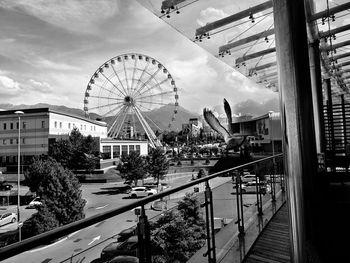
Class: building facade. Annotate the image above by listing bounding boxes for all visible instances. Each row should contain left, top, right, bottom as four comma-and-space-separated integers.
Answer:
0, 108, 148, 172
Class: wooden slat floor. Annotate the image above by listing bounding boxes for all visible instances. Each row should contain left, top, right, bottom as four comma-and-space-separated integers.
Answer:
243, 203, 291, 263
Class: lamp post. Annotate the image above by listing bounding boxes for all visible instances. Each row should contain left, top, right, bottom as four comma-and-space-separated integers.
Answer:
15, 110, 24, 241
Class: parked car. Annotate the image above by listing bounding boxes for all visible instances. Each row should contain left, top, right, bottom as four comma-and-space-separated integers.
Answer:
241, 174, 257, 184
0, 212, 17, 227
240, 181, 270, 194
101, 236, 138, 259
27, 197, 42, 209
128, 187, 157, 198
114, 225, 137, 243
0, 182, 13, 191
108, 256, 139, 263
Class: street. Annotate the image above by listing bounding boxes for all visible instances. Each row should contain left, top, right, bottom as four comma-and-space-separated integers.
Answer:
0, 174, 277, 263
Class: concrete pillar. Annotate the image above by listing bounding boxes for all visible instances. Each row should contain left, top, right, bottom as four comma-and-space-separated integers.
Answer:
309, 40, 325, 153
272, 0, 318, 262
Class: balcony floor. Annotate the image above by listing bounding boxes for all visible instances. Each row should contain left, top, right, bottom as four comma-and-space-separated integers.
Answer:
243, 203, 290, 263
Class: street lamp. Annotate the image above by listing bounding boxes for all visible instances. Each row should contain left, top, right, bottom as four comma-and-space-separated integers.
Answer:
15, 110, 24, 241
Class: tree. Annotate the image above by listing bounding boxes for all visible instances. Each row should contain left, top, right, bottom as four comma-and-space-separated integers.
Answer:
150, 193, 206, 263
48, 127, 100, 172
24, 157, 86, 235
146, 147, 169, 187
118, 151, 146, 186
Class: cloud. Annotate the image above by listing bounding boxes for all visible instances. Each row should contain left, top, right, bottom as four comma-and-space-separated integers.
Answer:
28, 79, 53, 92
28, 58, 81, 71
197, 7, 228, 27
0, 75, 20, 92
0, 0, 119, 34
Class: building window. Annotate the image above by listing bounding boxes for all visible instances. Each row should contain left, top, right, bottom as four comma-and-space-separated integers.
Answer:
59, 122, 62, 129
84, 125, 86, 130
23, 122, 27, 129
10, 123, 13, 129
3, 139, 6, 145
10, 139, 13, 144
136, 145, 141, 154
54, 121, 57, 128
129, 145, 135, 152
22, 138, 25, 144
16, 122, 19, 129
68, 123, 71, 129
113, 145, 120, 158
41, 121, 45, 128
80, 125, 83, 130
94, 126, 96, 131
91, 125, 93, 131
102, 146, 111, 159
16, 138, 18, 144
3, 123, 6, 130
121, 145, 128, 156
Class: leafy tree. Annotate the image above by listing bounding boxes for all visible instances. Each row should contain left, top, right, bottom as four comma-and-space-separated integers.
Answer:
146, 147, 169, 187
151, 193, 206, 263
24, 157, 86, 235
48, 127, 100, 172
118, 151, 146, 186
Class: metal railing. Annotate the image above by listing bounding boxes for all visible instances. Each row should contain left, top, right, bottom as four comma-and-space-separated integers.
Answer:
0, 153, 284, 263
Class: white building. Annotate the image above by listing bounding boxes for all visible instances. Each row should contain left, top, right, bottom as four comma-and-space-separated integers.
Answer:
0, 108, 148, 172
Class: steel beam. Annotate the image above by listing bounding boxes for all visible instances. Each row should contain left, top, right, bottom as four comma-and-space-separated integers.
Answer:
321, 39, 350, 52
248, 61, 277, 75
235, 47, 276, 64
331, 52, 350, 62
219, 29, 275, 53
196, 1, 272, 36
161, 0, 186, 10
310, 2, 350, 21
319, 24, 350, 39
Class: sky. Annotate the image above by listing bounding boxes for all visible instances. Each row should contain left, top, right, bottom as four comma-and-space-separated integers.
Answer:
0, 0, 281, 115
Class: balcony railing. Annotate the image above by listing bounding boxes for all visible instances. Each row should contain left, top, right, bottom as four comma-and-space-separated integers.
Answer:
0, 154, 285, 263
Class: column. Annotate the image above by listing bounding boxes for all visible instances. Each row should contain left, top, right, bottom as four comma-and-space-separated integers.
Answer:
273, 0, 318, 262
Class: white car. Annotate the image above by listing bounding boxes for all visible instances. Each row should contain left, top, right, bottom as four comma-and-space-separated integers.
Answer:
27, 197, 42, 209
241, 174, 257, 184
128, 187, 157, 198
0, 212, 17, 226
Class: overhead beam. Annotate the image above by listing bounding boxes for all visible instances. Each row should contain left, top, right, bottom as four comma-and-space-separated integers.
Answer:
248, 61, 277, 75
321, 39, 350, 52
319, 24, 350, 39
195, 1, 273, 36
219, 29, 275, 53
161, 0, 186, 10
259, 71, 278, 79
334, 60, 350, 68
235, 47, 276, 64
331, 52, 350, 62
310, 2, 350, 21
334, 69, 350, 76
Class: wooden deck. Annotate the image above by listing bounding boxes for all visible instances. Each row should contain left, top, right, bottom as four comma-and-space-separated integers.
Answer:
243, 203, 291, 263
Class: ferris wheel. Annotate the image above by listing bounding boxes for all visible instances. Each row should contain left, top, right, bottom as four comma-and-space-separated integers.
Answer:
83, 53, 179, 148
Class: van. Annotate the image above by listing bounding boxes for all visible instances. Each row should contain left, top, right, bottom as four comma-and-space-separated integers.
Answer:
240, 181, 270, 194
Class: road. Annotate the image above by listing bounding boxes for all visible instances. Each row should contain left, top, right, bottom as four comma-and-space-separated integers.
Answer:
1, 174, 278, 263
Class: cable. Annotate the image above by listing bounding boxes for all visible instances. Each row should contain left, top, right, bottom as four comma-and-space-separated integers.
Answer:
242, 22, 274, 57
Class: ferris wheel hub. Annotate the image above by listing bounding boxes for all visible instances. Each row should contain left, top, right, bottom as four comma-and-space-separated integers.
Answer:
124, 96, 134, 106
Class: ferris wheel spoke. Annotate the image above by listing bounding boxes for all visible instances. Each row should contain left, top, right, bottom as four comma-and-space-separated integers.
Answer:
134, 78, 170, 98
89, 95, 124, 101
137, 104, 153, 111
122, 59, 130, 94
92, 83, 123, 98
131, 112, 138, 138
133, 67, 161, 96
100, 71, 127, 97
88, 101, 124, 112
129, 57, 138, 95
114, 108, 129, 138
136, 90, 174, 100
137, 100, 170, 106
111, 63, 128, 96
131, 61, 150, 97
102, 103, 125, 118
144, 114, 162, 131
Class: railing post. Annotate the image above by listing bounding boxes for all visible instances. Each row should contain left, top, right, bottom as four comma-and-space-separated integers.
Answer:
235, 171, 245, 235
201, 180, 216, 262
255, 175, 263, 215
271, 160, 276, 202
206, 181, 217, 262
137, 206, 151, 263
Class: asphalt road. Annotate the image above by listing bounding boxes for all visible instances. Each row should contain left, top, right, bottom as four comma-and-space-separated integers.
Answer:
1, 174, 278, 263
